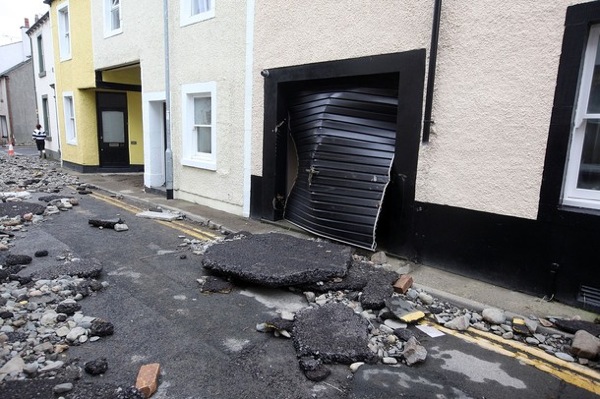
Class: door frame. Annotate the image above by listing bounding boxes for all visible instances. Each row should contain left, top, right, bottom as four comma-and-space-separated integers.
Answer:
252, 50, 426, 254
96, 91, 129, 168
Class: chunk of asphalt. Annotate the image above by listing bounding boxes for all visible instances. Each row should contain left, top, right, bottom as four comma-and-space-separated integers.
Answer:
0, 202, 46, 217
297, 261, 371, 292
360, 268, 398, 310
202, 233, 352, 287
88, 218, 124, 229
199, 275, 235, 294
27, 259, 103, 280
293, 302, 377, 364
552, 319, 600, 336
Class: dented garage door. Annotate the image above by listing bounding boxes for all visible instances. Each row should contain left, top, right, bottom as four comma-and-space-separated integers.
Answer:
284, 88, 399, 250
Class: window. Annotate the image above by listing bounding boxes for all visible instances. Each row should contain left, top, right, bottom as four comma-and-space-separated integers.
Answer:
42, 96, 51, 138
57, 2, 71, 60
181, 82, 216, 170
63, 93, 76, 144
563, 25, 600, 209
36, 35, 45, 76
104, 0, 122, 37
180, 0, 215, 27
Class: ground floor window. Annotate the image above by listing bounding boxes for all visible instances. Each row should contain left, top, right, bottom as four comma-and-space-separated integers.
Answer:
563, 25, 600, 209
63, 92, 77, 144
181, 82, 216, 170
41, 96, 51, 138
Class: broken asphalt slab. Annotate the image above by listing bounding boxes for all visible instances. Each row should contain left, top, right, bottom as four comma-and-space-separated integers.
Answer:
202, 233, 352, 287
293, 302, 377, 364
0, 202, 46, 218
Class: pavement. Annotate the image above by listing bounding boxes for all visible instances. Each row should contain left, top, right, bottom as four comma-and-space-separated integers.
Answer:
4, 144, 598, 324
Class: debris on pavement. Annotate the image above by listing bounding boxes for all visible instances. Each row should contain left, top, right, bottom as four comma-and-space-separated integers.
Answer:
85, 357, 109, 375
136, 210, 182, 221
135, 363, 161, 398
197, 275, 234, 294
89, 217, 125, 229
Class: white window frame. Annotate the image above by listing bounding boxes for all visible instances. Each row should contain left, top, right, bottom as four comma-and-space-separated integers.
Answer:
36, 34, 45, 76
180, 0, 215, 27
57, 2, 71, 61
63, 92, 77, 145
104, 0, 122, 37
181, 82, 217, 170
563, 25, 600, 210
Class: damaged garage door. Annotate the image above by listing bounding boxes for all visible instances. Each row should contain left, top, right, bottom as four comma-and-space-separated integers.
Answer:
284, 88, 399, 250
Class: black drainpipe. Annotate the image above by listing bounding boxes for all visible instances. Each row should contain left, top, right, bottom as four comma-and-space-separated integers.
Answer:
422, 0, 442, 143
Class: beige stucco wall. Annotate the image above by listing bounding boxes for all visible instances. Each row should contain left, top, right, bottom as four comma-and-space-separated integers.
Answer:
91, 0, 164, 92
169, 1, 247, 215
251, 0, 586, 220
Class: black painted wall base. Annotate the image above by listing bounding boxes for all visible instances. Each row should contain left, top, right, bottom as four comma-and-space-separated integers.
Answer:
62, 160, 144, 174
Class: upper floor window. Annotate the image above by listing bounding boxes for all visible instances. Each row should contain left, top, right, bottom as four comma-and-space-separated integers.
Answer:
104, 0, 122, 37
563, 25, 600, 210
57, 2, 71, 61
180, 0, 215, 27
36, 34, 45, 76
181, 81, 217, 170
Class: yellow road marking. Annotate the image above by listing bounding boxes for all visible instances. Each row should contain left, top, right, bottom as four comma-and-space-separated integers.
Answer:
87, 191, 219, 241
422, 321, 600, 395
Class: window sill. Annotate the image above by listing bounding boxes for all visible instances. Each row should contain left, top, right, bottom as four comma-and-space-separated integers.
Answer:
558, 203, 600, 217
180, 13, 215, 27
38, 71, 46, 78
66, 140, 77, 146
104, 29, 123, 39
60, 55, 72, 62
182, 157, 216, 171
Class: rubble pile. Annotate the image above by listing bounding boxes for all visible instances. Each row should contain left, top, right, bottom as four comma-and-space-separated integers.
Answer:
0, 155, 79, 194
202, 234, 600, 381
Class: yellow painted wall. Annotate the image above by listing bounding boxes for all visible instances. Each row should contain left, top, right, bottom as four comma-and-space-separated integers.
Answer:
102, 66, 142, 85
128, 91, 144, 164
51, 0, 98, 166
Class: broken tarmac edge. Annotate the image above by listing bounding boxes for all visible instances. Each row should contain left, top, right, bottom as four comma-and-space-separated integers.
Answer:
81, 183, 590, 339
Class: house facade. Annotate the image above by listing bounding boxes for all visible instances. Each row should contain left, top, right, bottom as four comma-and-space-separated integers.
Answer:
27, 12, 61, 160
248, 0, 600, 309
0, 19, 35, 145
42, 0, 600, 309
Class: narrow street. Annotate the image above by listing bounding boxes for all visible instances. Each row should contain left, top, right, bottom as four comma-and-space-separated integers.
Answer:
0, 150, 599, 398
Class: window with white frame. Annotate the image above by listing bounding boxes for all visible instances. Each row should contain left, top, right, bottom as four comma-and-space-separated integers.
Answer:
57, 2, 71, 60
563, 25, 600, 210
63, 93, 77, 144
180, 0, 215, 27
181, 82, 217, 170
36, 35, 45, 76
104, 0, 122, 36
42, 96, 51, 138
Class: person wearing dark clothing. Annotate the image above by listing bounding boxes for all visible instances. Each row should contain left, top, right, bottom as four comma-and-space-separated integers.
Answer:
32, 124, 47, 158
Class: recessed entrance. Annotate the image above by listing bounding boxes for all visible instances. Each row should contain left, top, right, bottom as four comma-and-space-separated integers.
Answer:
97, 92, 129, 168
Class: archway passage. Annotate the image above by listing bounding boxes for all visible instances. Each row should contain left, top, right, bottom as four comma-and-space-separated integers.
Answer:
284, 87, 399, 250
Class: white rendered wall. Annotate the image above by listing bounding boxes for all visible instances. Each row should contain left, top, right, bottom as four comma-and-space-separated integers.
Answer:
252, 0, 582, 220
91, 0, 164, 93
169, 1, 247, 215
29, 18, 60, 157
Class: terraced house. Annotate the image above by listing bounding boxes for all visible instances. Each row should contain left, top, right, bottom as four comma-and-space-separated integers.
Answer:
43, 1, 600, 310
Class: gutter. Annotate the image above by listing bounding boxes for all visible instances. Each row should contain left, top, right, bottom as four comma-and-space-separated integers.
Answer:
422, 0, 442, 143
163, 0, 174, 200
242, 0, 256, 217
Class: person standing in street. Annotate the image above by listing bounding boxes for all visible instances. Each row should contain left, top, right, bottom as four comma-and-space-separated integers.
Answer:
32, 124, 47, 158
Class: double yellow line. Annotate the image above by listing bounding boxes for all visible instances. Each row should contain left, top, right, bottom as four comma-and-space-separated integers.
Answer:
88, 191, 219, 241
423, 321, 600, 394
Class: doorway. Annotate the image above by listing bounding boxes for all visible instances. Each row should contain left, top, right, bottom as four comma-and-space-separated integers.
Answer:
252, 50, 426, 254
97, 92, 129, 167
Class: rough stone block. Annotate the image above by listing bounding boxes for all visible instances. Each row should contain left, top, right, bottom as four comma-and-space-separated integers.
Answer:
393, 275, 413, 294
570, 330, 600, 360
136, 363, 160, 398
